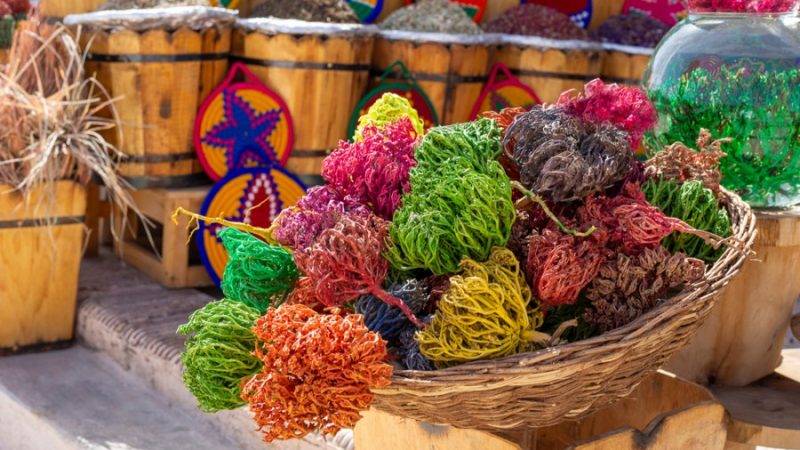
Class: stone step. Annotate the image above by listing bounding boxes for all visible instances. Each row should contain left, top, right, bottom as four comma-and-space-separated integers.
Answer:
0, 346, 240, 450
76, 254, 353, 450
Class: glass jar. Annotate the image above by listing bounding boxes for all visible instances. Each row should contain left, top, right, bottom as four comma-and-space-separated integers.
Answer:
643, 1, 800, 208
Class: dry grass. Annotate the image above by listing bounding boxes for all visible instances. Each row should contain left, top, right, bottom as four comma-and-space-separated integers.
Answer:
0, 20, 143, 236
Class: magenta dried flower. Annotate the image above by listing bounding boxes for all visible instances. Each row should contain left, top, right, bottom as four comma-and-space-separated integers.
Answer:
272, 185, 369, 252
322, 118, 419, 220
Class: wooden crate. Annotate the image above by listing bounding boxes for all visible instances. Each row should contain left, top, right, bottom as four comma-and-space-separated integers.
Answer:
667, 209, 800, 386
0, 182, 87, 352
713, 349, 800, 450
355, 371, 727, 450
113, 186, 212, 289
85, 182, 112, 257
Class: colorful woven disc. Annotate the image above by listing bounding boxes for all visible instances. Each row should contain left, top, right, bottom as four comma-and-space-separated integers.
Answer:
195, 63, 294, 182
347, 0, 385, 23
522, 0, 594, 28
208, 0, 240, 10
471, 63, 541, 119
197, 167, 306, 285
349, 61, 438, 137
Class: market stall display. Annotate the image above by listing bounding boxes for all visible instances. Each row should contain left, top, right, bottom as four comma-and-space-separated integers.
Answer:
248, 0, 359, 23
175, 84, 754, 441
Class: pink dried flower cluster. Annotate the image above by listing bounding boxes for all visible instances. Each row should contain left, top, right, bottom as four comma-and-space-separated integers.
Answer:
272, 185, 369, 252
322, 118, 419, 220
688, 0, 798, 12
557, 79, 657, 149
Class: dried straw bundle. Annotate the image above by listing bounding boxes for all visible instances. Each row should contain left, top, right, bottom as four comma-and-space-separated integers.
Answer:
0, 20, 136, 226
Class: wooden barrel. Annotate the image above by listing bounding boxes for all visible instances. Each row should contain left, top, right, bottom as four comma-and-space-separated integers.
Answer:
667, 209, 800, 387
372, 31, 495, 125
493, 35, 603, 104
39, 0, 104, 19
232, 19, 375, 186
71, 10, 234, 188
0, 182, 86, 353
600, 44, 652, 87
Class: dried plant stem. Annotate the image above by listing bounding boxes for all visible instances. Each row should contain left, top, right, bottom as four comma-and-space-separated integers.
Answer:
512, 181, 595, 237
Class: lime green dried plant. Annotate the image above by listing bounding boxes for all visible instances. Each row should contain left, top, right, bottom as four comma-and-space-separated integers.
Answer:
177, 299, 262, 412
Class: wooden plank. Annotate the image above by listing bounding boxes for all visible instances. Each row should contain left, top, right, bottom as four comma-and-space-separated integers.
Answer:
714, 349, 800, 450
357, 373, 727, 450
528, 372, 726, 450
570, 403, 726, 450
0, 182, 87, 349
85, 182, 102, 257
117, 241, 166, 287
355, 409, 522, 450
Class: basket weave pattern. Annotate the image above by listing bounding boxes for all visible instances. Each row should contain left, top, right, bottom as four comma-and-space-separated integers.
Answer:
372, 189, 756, 430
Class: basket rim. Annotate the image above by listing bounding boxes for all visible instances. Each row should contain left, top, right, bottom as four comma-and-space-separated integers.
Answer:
383, 187, 756, 384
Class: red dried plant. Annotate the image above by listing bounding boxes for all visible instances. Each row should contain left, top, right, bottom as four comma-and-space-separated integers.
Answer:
242, 304, 392, 442
293, 213, 421, 326
581, 182, 720, 255
526, 228, 608, 308
4, 0, 29, 13
286, 277, 326, 312
481, 107, 527, 132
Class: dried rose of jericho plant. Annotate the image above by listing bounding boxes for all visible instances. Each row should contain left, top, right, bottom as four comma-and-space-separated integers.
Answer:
0, 21, 141, 234
584, 246, 706, 332
644, 129, 728, 194
293, 213, 421, 326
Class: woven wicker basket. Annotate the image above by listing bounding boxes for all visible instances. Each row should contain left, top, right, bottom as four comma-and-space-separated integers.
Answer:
372, 189, 756, 431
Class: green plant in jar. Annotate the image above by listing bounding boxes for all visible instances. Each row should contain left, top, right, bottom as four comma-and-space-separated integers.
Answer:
644, 0, 800, 208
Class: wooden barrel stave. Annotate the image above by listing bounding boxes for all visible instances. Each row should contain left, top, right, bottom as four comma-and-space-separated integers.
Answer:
600, 49, 651, 87
40, 0, 105, 18
0, 182, 87, 352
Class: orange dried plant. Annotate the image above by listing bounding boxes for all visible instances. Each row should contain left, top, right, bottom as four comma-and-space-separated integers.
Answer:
241, 304, 392, 442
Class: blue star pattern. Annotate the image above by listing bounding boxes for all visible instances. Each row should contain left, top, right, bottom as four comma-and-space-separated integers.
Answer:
201, 89, 282, 171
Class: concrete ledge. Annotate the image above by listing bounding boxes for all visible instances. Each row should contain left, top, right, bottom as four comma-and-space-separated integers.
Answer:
0, 346, 240, 450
